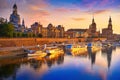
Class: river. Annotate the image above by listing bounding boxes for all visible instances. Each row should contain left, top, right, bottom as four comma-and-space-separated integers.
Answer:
0, 46, 120, 80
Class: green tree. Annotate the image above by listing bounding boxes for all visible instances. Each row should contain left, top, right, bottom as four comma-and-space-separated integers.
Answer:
33, 34, 36, 37
13, 32, 17, 38
22, 33, 27, 37
0, 23, 14, 37
17, 32, 22, 38
37, 33, 42, 38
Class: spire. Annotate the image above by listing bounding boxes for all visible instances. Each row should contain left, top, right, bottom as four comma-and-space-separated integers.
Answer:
13, 3, 17, 14
22, 19, 24, 25
22, 18, 25, 28
108, 16, 112, 30
13, 3, 17, 9
92, 11, 95, 23
92, 17, 95, 23
109, 16, 112, 23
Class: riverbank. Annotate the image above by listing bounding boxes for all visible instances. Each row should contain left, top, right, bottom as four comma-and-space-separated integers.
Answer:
0, 38, 106, 47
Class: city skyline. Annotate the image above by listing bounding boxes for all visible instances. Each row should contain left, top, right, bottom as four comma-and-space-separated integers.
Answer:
0, 0, 120, 34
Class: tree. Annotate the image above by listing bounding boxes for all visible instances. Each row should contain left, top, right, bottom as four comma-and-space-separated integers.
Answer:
0, 23, 14, 37
33, 33, 36, 37
22, 33, 27, 37
13, 32, 17, 38
17, 32, 22, 37
37, 33, 42, 38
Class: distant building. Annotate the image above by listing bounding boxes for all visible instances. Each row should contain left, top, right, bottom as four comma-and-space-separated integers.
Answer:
10, 4, 20, 28
86, 17, 100, 37
47, 23, 64, 38
57, 25, 65, 38
9, 4, 25, 32
102, 16, 113, 39
31, 22, 42, 35
66, 29, 87, 38
31, 23, 65, 38
66, 17, 100, 38
42, 27, 48, 38
64, 31, 75, 38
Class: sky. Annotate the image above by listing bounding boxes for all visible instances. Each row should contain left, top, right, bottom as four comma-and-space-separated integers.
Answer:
0, 0, 120, 33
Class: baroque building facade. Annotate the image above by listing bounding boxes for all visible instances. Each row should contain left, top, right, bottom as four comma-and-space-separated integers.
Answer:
86, 17, 100, 37
31, 22, 65, 38
66, 17, 100, 38
9, 4, 25, 32
102, 17, 113, 39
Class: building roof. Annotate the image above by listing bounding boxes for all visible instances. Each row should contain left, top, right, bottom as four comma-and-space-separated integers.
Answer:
13, 4, 17, 9
67, 29, 87, 32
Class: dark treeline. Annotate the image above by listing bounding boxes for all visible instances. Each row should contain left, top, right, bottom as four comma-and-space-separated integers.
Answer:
0, 22, 42, 38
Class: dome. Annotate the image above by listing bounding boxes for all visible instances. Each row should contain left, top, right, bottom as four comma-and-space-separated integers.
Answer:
13, 4, 17, 9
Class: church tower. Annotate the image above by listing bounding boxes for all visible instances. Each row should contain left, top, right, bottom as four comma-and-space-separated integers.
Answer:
13, 4, 17, 15
22, 19, 24, 25
10, 3, 20, 28
89, 17, 96, 33
108, 16, 112, 30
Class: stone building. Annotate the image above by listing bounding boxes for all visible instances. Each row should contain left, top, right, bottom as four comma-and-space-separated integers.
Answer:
42, 27, 48, 38
86, 17, 100, 37
66, 17, 100, 38
47, 23, 64, 38
10, 4, 20, 28
9, 4, 25, 32
31, 22, 42, 35
102, 17, 113, 39
66, 29, 87, 38
64, 31, 75, 38
31, 23, 65, 38
57, 25, 65, 38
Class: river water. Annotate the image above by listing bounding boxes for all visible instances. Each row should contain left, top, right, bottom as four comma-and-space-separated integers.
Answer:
0, 46, 120, 80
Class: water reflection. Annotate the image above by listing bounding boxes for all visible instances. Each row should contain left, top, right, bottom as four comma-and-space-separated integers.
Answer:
0, 55, 64, 80
0, 46, 120, 80
29, 58, 42, 70
101, 46, 113, 69
87, 47, 96, 66
0, 62, 20, 80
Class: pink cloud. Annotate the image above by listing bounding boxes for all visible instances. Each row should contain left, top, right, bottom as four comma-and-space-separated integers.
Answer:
0, 0, 9, 10
54, 8, 81, 13
94, 9, 111, 14
72, 17, 85, 21
54, 8, 70, 13
100, 0, 109, 6
27, 0, 49, 8
38, 10, 50, 16
85, 1, 97, 8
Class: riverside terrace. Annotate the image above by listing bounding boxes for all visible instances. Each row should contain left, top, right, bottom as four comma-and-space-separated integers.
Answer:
0, 38, 106, 47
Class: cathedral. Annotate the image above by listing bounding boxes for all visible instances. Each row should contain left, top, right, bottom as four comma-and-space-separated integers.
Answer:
9, 4, 25, 32
89, 17, 96, 33
84, 17, 100, 38
102, 16, 113, 39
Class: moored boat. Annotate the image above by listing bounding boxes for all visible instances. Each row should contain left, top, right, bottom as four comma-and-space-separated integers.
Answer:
24, 49, 47, 57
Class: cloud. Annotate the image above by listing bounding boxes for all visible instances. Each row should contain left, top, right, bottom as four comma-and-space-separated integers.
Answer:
72, 17, 85, 21
85, 9, 111, 15
0, 0, 9, 9
54, 7, 81, 13
38, 10, 50, 16
94, 9, 111, 14
29, 5, 40, 11
54, 8, 70, 12
85, 1, 97, 8
26, 0, 49, 8
100, 0, 109, 5
100, 0, 114, 6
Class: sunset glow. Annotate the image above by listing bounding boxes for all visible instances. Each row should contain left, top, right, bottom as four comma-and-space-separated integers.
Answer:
1, 0, 120, 33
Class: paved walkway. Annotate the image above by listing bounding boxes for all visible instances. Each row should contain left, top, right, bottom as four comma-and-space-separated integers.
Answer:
0, 46, 36, 51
